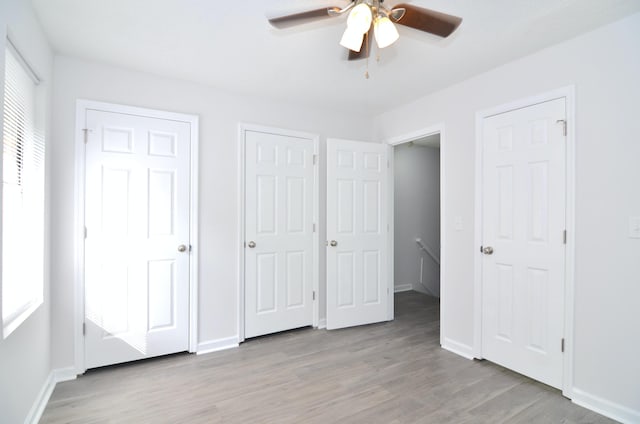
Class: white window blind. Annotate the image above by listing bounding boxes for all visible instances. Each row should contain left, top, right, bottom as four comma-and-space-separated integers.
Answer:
2, 41, 44, 338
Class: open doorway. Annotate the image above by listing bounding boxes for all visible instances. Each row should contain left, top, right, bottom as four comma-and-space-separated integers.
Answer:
388, 127, 443, 327
393, 135, 440, 297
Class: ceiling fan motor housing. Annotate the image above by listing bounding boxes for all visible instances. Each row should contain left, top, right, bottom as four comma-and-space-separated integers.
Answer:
268, 0, 462, 60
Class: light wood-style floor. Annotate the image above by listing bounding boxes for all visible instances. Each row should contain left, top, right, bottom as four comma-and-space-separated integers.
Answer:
41, 291, 615, 423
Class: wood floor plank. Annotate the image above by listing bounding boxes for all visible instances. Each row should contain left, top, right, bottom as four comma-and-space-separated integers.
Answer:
40, 292, 618, 423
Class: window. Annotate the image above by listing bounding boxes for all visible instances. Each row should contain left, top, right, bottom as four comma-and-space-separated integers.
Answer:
1, 40, 44, 338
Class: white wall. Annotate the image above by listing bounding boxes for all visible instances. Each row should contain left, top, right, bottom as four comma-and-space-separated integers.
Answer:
50, 55, 373, 368
393, 144, 440, 296
35, 8, 640, 423
375, 12, 640, 421
0, 0, 54, 423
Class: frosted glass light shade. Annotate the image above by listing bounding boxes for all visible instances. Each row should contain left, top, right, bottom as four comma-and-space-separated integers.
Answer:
340, 27, 364, 52
374, 16, 399, 48
347, 3, 373, 34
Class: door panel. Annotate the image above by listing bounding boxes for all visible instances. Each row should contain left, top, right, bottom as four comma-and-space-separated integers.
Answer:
327, 139, 389, 330
84, 109, 191, 369
245, 130, 315, 338
481, 98, 566, 388
147, 259, 176, 331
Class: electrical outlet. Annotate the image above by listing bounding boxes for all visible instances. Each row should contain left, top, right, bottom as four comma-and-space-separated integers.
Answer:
454, 216, 463, 231
629, 216, 640, 239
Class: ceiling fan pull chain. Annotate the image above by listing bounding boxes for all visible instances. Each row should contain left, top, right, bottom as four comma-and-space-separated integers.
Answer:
373, 0, 379, 68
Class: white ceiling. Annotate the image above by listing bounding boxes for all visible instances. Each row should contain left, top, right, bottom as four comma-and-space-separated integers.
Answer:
32, 0, 640, 115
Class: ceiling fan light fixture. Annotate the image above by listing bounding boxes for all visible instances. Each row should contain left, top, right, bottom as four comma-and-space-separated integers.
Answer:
374, 16, 399, 48
347, 2, 373, 34
340, 26, 364, 52
267, 1, 462, 64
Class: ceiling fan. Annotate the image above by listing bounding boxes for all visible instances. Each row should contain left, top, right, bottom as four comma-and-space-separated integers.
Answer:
268, 0, 462, 60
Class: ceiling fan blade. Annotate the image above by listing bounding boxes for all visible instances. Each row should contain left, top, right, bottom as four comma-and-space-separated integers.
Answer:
268, 7, 342, 29
390, 4, 462, 38
348, 29, 373, 61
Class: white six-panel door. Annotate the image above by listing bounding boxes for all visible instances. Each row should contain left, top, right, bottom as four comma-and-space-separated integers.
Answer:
84, 109, 191, 369
326, 139, 388, 330
244, 130, 315, 338
481, 98, 566, 388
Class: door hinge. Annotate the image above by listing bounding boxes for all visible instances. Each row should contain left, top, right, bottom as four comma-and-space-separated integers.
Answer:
82, 128, 92, 144
561, 338, 565, 353
312, 291, 316, 301
480, 245, 483, 253
82, 322, 86, 336
556, 120, 567, 136
313, 154, 317, 165
387, 159, 390, 168
313, 223, 316, 232
563, 230, 567, 244
84, 226, 87, 239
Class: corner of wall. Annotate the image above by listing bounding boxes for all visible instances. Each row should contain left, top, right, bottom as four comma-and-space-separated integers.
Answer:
196, 336, 239, 356
394, 283, 413, 293
571, 388, 640, 424
441, 337, 475, 360
23, 367, 77, 424
23, 371, 55, 424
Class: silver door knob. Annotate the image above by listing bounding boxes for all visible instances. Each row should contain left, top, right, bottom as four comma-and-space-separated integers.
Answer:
330, 240, 338, 247
248, 241, 256, 248
177, 244, 187, 252
483, 246, 494, 255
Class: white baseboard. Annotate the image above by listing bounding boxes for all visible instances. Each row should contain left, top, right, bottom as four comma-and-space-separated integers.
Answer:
53, 366, 78, 383
24, 371, 55, 424
441, 337, 475, 360
394, 283, 413, 293
317, 318, 327, 329
571, 388, 640, 424
413, 284, 440, 298
196, 336, 239, 355
24, 366, 79, 424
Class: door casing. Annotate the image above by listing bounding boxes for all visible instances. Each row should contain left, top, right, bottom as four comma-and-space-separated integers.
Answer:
238, 123, 319, 343
474, 86, 576, 397
74, 99, 199, 374
385, 124, 446, 334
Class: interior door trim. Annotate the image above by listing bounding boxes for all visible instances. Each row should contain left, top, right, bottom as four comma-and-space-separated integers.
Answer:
385, 123, 446, 337
237, 123, 320, 343
73, 99, 200, 374
473, 86, 576, 398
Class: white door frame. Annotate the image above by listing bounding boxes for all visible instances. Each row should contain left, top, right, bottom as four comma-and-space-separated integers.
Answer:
237, 123, 320, 343
73, 99, 199, 374
385, 123, 446, 328
474, 86, 576, 397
